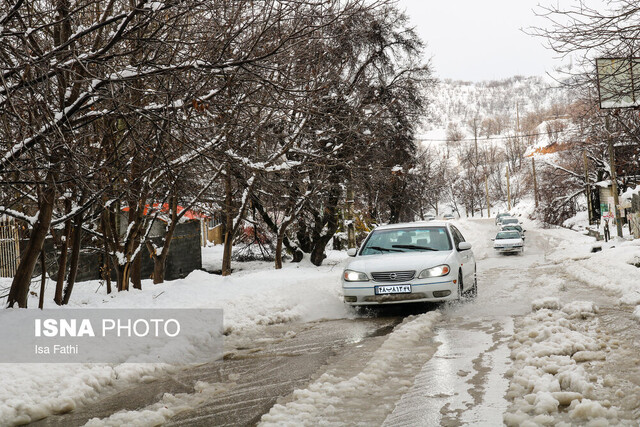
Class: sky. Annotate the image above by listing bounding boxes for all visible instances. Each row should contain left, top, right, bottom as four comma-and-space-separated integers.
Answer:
397, 0, 569, 82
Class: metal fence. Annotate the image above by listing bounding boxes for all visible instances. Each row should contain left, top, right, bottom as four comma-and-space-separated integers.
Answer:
0, 217, 20, 277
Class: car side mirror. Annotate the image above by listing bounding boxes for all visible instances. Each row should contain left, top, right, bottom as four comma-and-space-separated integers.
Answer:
347, 248, 357, 257
458, 242, 472, 250
491, 238, 495, 241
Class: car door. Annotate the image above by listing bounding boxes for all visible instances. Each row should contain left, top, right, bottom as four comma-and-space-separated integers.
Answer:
450, 226, 474, 288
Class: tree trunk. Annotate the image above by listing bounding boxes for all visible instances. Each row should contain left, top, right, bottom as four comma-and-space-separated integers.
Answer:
103, 251, 112, 295
7, 186, 56, 308
54, 230, 68, 305
221, 167, 234, 276
275, 235, 284, 269
116, 261, 132, 292
38, 248, 46, 309
62, 213, 83, 305
131, 252, 142, 289
149, 195, 179, 284
310, 236, 331, 266
54, 202, 72, 305
221, 231, 233, 276
100, 215, 112, 294
153, 256, 166, 284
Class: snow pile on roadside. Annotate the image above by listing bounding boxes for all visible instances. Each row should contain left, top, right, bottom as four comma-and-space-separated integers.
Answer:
0, 251, 352, 426
504, 298, 622, 426
0, 363, 168, 426
259, 311, 442, 426
562, 211, 589, 231
553, 239, 640, 307
83, 381, 229, 426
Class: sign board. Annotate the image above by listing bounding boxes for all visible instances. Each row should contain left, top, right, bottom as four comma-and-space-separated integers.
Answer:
596, 57, 640, 109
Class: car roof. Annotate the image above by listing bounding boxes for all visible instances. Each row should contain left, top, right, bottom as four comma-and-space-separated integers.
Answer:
374, 221, 451, 231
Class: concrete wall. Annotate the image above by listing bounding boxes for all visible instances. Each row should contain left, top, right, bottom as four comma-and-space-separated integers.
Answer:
143, 219, 202, 280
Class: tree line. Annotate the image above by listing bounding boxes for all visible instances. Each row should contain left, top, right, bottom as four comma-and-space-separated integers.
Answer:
0, 0, 434, 308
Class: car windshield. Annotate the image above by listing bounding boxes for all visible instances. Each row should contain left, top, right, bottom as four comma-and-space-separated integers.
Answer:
503, 225, 522, 232
496, 231, 521, 240
360, 227, 452, 255
502, 218, 518, 225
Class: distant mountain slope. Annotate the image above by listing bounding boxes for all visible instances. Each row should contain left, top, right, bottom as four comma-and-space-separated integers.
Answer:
421, 75, 573, 146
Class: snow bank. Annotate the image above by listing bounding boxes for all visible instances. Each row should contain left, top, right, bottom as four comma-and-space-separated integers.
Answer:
0, 250, 352, 425
83, 381, 229, 426
504, 299, 621, 426
550, 238, 640, 307
259, 311, 442, 426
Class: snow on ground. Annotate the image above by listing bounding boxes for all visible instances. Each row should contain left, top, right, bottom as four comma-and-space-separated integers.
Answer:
259, 311, 442, 426
504, 298, 631, 426
495, 198, 640, 309
0, 249, 352, 426
83, 381, 230, 427
541, 231, 640, 307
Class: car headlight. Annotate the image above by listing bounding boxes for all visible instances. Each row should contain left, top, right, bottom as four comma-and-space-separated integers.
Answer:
343, 270, 369, 282
418, 264, 450, 278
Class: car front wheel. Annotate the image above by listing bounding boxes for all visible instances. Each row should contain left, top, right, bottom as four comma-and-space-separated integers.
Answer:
457, 271, 463, 301
467, 268, 478, 298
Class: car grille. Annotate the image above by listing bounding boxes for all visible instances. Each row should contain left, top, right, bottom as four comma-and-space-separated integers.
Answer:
371, 271, 415, 282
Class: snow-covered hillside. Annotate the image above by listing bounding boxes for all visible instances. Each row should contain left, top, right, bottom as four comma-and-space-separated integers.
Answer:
421, 75, 573, 146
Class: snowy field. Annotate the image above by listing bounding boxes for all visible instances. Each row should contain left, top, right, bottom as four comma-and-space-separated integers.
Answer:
1, 213, 640, 426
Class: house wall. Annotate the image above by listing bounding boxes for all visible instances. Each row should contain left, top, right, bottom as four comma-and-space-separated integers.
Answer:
630, 194, 640, 239
207, 224, 224, 245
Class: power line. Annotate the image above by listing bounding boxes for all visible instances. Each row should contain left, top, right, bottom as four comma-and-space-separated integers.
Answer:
415, 130, 567, 143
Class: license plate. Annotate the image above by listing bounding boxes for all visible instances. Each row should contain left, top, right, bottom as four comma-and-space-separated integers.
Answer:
375, 284, 411, 295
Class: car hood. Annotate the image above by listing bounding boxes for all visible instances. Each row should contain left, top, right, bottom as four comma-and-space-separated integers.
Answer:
346, 251, 453, 273
494, 238, 522, 245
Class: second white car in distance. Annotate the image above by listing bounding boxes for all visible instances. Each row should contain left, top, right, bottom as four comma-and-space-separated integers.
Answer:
342, 221, 476, 306
492, 230, 524, 254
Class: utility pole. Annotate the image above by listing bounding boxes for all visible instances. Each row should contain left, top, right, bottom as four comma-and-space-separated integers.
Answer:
607, 128, 623, 237
506, 166, 511, 211
531, 157, 539, 208
583, 150, 593, 225
485, 175, 491, 217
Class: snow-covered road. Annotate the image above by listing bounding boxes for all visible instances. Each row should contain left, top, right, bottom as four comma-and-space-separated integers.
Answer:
15, 219, 640, 426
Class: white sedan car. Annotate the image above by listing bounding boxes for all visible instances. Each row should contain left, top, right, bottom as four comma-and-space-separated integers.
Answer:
493, 230, 524, 254
342, 221, 476, 306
